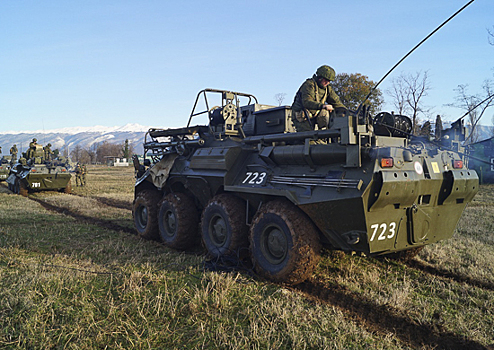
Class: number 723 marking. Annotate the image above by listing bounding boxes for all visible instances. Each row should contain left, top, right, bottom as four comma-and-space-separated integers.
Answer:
369, 222, 396, 242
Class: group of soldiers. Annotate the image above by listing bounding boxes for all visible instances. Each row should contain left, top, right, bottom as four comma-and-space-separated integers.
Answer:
25, 138, 54, 160
1, 139, 54, 163
2, 139, 88, 186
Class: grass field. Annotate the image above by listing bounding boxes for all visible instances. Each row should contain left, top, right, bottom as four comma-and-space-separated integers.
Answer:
0, 165, 493, 349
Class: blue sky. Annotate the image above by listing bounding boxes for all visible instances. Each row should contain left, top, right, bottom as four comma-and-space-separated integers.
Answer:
1, 0, 492, 133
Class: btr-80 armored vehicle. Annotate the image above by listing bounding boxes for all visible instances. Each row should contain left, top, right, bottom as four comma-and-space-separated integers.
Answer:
132, 88, 478, 285
7, 143, 72, 196
0, 155, 12, 182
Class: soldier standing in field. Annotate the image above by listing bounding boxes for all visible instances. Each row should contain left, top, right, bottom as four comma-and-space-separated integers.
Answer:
75, 162, 83, 186
291, 65, 346, 132
81, 164, 87, 186
10, 144, 18, 162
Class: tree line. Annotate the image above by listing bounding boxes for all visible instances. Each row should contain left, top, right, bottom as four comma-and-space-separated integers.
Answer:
67, 139, 134, 164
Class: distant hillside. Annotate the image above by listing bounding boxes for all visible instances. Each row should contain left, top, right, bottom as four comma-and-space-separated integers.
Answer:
0, 124, 154, 156
1, 122, 492, 158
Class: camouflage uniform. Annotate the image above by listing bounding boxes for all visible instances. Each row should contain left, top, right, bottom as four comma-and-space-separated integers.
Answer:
292, 66, 346, 132
81, 164, 87, 186
10, 144, 18, 161
75, 163, 83, 186
27, 138, 37, 159
43, 143, 53, 160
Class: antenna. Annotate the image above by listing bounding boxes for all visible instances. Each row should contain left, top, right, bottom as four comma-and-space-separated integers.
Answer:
356, 0, 476, 115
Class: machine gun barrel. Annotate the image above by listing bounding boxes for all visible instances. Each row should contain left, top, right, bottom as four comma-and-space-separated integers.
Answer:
243, 129, 341, 144
144, 138, 205, 150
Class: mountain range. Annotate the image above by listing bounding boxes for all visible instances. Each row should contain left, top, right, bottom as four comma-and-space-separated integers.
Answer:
0, 123, 153, 156
1, 122, 493, 159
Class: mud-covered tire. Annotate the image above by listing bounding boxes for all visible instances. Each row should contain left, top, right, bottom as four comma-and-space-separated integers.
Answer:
250, 199, 321, 285
201, 194, 249, 258
19, 180, 28, 197
64, 180, 72, 194
132, 189, 161, 240
158, 193, 200, 250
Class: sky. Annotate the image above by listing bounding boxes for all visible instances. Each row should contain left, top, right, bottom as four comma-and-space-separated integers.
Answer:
1, 0, 493, 133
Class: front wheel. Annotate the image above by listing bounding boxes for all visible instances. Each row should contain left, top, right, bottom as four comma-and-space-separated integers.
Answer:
250, 199, 321, 285
158, 193, 200, 250
132, 189, 161, 240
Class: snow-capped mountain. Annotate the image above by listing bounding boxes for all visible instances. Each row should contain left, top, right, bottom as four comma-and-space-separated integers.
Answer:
0, 123, 155, 156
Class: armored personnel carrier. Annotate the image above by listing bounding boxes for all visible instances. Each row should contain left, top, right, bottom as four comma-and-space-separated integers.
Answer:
0, 155, 12, 182
7, 143, 72, 196
132, 88, 478, 285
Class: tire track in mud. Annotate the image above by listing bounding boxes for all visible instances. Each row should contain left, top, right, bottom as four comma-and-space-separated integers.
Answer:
294, 278, 488, 350
29, 196, 136, 235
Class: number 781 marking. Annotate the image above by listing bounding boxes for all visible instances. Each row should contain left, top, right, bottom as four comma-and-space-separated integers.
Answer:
370, 222, 396, 242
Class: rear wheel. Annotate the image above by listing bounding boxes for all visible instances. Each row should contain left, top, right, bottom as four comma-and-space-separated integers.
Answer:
133, 189, 161, 240
158, 193, 200, 250
201, 194, 249, 258
250, 199, 321, 285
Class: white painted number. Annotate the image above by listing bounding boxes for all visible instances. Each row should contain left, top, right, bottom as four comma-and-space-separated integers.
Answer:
242, 172, 267, 185
370, 222, 396, 242
32, 182, 41, 188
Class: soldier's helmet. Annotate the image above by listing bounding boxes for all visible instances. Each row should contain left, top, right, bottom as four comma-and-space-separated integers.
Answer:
316, 65, 336, 82
33, 138, 37, 142
47, 143, 51, 147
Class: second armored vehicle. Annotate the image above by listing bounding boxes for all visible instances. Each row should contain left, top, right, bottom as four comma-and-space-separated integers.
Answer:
7, 143, 72, 196
132, 89, 478, 285
0, 155, 11, 182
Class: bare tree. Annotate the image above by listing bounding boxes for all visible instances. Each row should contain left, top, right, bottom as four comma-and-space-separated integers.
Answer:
96, 141, 123, 164
449, 81, 494, 144
387, 71, 431, 134
83, 145, 97, 164
488, 25, 494, 46
274, 93, 287, 106
70, 144, 83, 163
387, 77, 408, 115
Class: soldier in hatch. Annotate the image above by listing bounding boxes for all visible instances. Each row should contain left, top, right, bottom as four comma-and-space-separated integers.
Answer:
26, 138, 38, 159
291, 65, 346, 132
43, 143, 53, 160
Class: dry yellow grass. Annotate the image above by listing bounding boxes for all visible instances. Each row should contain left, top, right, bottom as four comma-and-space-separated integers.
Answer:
0, 172, 493, 349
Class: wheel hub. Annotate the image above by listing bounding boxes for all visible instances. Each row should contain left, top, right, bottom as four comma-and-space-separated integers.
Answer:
209, 214, 227, 246
163, 209, 176, 237
137, 206, 148, 228
261, 225, 288, 265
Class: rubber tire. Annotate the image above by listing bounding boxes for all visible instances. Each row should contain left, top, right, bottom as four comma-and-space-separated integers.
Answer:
132, 189, 161, 240
158, 193, 200, 250
250, 199, 321, 285
19, 180, 28, 197
64, 180, 72, 194
201, 194, 249, 258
